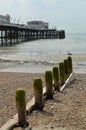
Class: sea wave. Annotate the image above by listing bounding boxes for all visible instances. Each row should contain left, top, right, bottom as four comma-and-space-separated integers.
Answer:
0, 58, 59, 66
76, 62, 86, 66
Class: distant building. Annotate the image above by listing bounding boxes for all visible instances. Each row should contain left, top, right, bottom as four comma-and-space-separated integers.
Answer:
0, 14, 10, 24
27, 21, 49, 30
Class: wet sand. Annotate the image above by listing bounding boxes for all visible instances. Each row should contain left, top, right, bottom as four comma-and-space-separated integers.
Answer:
0, 53, 86, 73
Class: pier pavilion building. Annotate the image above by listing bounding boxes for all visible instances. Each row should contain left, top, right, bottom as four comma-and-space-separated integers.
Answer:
27, 21, 49, 30
0, 14, 10, 24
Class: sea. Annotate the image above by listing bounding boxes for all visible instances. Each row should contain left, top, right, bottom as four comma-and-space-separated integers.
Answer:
0, 33, 86, 73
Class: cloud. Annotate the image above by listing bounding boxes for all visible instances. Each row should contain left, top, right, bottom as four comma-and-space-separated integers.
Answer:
0, 0, 86, 32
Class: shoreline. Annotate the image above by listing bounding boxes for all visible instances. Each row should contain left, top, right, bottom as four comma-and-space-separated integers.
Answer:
0, 53, 86, 74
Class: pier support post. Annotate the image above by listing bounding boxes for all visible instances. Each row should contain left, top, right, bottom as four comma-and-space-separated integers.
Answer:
5, 29, 7, 46
1, 30, 3, 46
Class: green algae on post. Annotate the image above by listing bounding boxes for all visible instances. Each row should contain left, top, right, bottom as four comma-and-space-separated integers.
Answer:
16, 88, 29, 127
53, 67, 60, 91
45, 70, 53, 99
64, 59, 69, 79
59, 62, 65, 86
68, 56, 73, 75
34, 78, 43, 110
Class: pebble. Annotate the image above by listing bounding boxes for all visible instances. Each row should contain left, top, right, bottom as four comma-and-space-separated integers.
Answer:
13, 128, 22, 130
50, 106, 54, 110
53, 123, 65, 127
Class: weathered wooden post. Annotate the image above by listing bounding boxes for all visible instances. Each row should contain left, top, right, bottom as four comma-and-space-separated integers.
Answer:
34, 78, 43, 110
16, 88, 29, 127
59, 62, 65, 86
53, 67, 60, 91
61, 30, 65, 38
59, 30, 65, 39
64, 59, 69, 80
45, 71, 53, 99
68, 56, 73, 75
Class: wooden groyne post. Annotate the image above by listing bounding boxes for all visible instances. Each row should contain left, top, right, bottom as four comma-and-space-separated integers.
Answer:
45, 70, 53, 99
16, 88, 29, 127
33, 78, 43, 110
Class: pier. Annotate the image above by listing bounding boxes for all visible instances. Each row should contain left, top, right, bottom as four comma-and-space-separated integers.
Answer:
0, 23, 65, 46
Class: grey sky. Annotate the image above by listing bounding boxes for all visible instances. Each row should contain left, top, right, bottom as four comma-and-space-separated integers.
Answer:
0, 0, 86, 33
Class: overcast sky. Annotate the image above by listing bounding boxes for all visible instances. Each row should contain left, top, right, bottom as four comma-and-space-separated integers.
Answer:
0, 0, 86, 33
